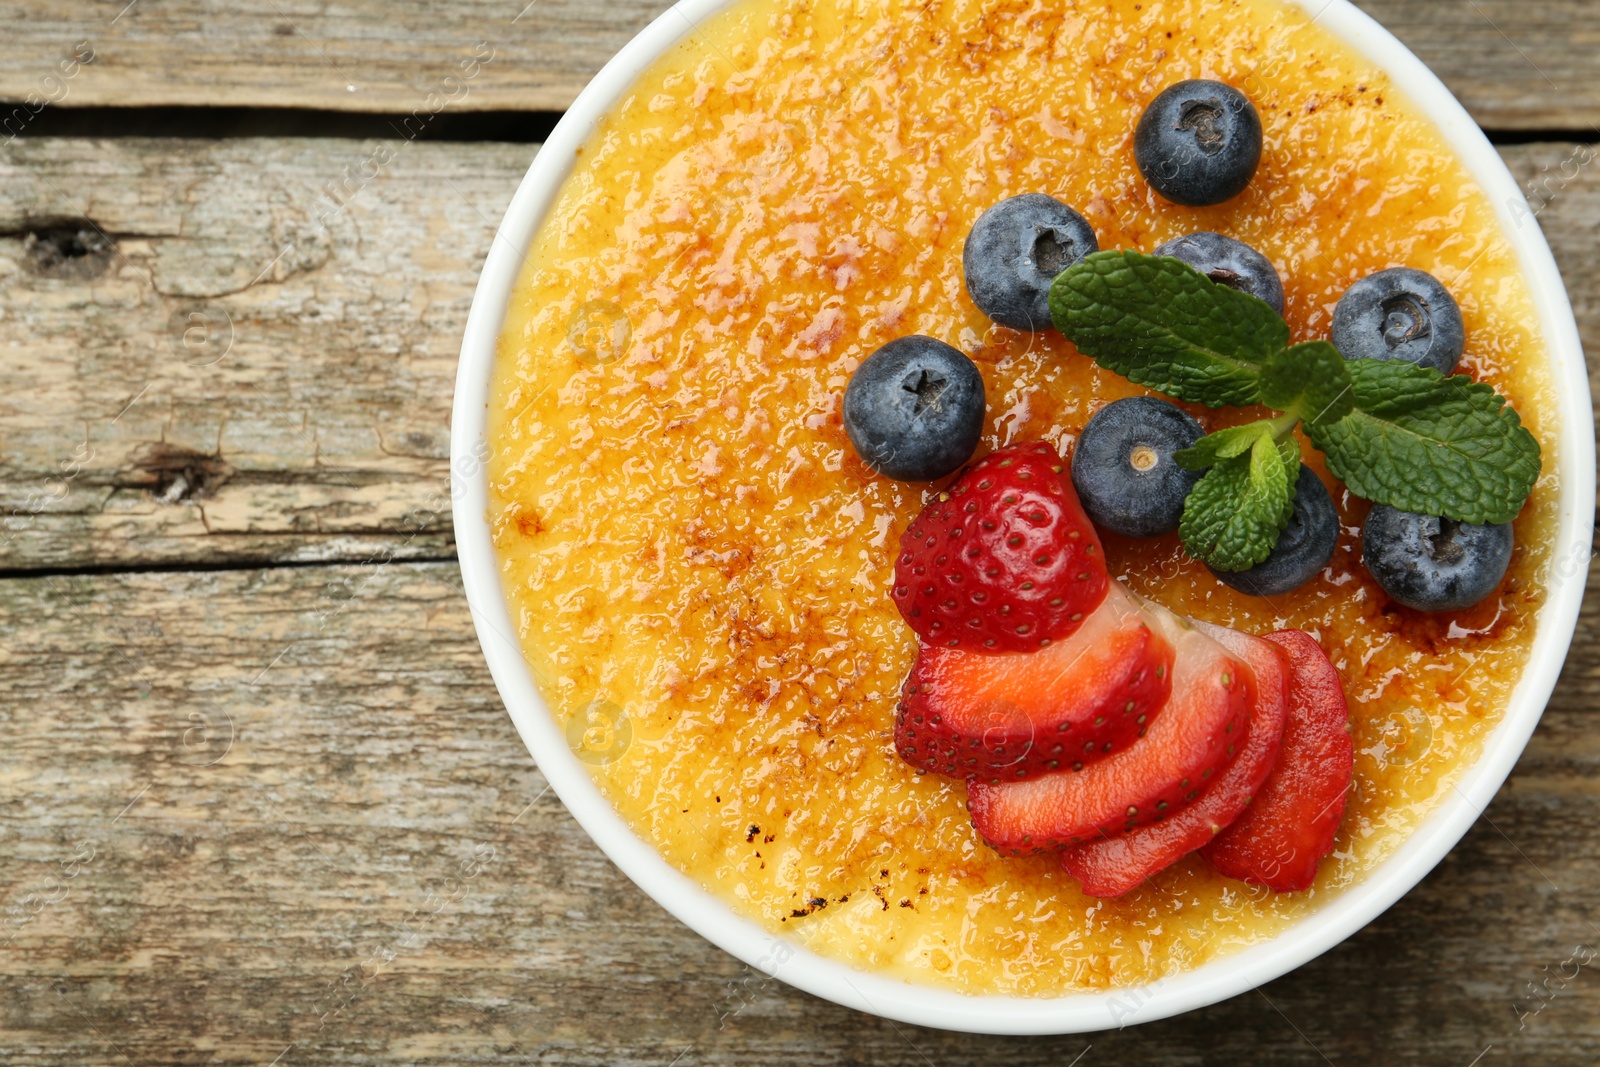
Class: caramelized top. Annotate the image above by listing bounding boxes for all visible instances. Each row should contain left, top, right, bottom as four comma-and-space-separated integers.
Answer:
488, 0, 1558, 994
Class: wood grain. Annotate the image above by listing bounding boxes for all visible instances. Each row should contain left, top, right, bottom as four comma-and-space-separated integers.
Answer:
0, 38, 1597, 1056
0, 559, 1595, 1065
0, 137, 531, 570
0, 1, 1596, 129
1357, 0, 1600, 130
0, 138, 1597, 572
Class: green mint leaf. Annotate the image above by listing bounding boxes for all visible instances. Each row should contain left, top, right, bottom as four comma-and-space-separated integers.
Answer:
1175, 420, 1273, 470
1177, 419, 1303, 521
1304, 360, 1541, 525
1049, 250, 1289, 408
1260, 341, 1355, 426
1179, 431, 1296, 571
1277, 436, 1303, 522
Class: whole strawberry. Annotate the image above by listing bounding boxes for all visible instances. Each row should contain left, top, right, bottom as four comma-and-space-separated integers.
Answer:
892, 441, 1108, 652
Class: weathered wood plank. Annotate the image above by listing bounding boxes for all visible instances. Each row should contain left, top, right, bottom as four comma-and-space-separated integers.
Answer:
1506, 141, 1600, 433
0, 137, 532, 569
0, 0, 667, 117
0, 1, 1596, 129
4, 138, 1597, 572
1357, 0, 1600, 131
0, 559, 1598, 1064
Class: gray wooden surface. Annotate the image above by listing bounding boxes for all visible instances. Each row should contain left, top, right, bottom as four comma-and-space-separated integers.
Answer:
0, 1, 1597, 129
1, 3, 1599, 1066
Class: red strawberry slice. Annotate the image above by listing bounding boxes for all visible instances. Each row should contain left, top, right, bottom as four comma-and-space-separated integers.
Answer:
1200, 629, 1354, 892
1059, 621, 1289, 897
895, 583, 1175, 783
892, 441, 1107, 653
966, 598, 1251, 855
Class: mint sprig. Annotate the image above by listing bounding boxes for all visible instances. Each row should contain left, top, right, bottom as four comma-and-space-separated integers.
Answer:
1262, 341, 1354, 426
1046, 249, 1288, 408
1177, 424, 1300, 570
1305, 359, 1540, 524
1050, 251, 1541, 570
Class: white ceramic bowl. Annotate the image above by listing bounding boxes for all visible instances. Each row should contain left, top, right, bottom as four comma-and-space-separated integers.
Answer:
452, 0, 1595, 1035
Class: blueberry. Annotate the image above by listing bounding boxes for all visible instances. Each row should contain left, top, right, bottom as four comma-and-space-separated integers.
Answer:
1154, 232, 1284, 315
963, 194, 1098, 330
843, 336, 985, 482
1361, 505, 1512, 612
1210, 467, 1338, 597
1330, 268, 1465, 375
1071, 397, 1204, 538
1135, 80, 1263, 207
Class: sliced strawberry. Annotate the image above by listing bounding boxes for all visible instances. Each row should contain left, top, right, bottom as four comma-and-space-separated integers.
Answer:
895, 583, 1175, 782
892, 442, 1108, 653
1200, 630, 1354, 892
1059, 621, 1289, 897
966, 598, 1251, 855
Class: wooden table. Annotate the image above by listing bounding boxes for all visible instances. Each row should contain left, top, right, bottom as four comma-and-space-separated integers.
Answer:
1, 2, 1596, 1063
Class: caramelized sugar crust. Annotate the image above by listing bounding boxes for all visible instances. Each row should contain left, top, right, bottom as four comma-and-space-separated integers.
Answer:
489, 0, 1559, 994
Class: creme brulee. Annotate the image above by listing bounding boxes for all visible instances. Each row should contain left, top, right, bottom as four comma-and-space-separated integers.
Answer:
487, 0, 1559, 995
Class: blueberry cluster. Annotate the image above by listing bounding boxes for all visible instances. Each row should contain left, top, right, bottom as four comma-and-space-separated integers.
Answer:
1069, 396, 1342, 598
841, 78, 1508, 609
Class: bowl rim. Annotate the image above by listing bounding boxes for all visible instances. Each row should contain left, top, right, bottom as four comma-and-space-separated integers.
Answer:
451, 0, 1596, 1035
